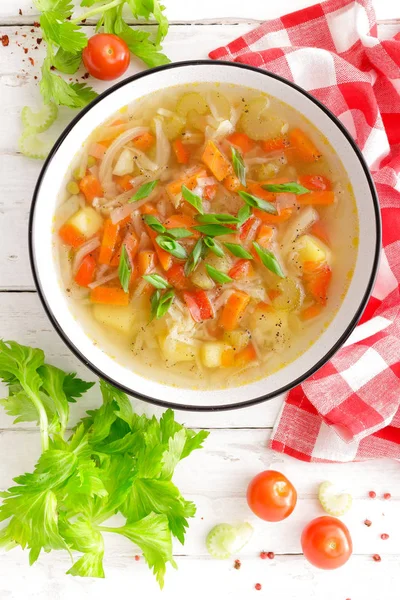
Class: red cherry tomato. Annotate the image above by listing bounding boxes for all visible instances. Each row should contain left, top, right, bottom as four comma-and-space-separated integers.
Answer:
247, 470, 297, 522
301, 516, 352, 570
82, 34, 130, 81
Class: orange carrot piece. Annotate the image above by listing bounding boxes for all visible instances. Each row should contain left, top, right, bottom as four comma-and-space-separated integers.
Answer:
114, 174, 133, 191
99, 219, 120, 265
261, 135, 289, 153
90, 286, 129, 306
297, 191, 335, 205
172, 139, 190, 164
303, 263, 332, 305
223, 174, 244, 193
289, 128, 322, 162
310, 221, 330, 245
301, 303, 323, 320
166, 168, 208, 199
144, 225, 174, 272
256, 300, 274, 313
140, 202, 158, 215
235, 343, 257, 366
298, 174, 332, 191
58, 223, 85, 248
252, 224, 274, 261
202, 140, 232, 181
221, 347, 235, 367
226, 132, 255, 154
239, 214, 260, 243
164, 214, 200, 238
79, 173, 103, 204
253, 207, 293, 224
137, 250, 157, 276
133, 132, 155, 151
219, 290, 251, 331
74, 254, 97, 287
89, 142, 108, 160
246, 180, 276, 202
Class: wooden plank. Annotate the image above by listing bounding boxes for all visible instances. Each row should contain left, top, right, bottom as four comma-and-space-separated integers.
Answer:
0, 0, 398, 23
0, 292, 284, 429
0, 552, 398, 600
0, 429, 399, 556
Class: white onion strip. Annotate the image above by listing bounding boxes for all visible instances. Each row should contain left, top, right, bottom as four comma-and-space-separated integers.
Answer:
73, 237, 100, 274
88, 270, 118, 289
99, 126, 148, 185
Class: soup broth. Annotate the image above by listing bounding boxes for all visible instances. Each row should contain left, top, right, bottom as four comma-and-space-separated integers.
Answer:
55, 83, 358, 390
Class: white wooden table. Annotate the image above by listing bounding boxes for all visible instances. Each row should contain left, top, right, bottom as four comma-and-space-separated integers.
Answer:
0, 1, 399, 598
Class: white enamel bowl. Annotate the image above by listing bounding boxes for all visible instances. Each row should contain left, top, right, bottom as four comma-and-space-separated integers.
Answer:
29, 60, 381, 411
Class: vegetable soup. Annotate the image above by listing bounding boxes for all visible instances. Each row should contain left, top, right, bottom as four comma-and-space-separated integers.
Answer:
54, 84, 358, 390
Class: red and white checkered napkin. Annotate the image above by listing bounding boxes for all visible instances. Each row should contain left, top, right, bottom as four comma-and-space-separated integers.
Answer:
210, 0, 400, 462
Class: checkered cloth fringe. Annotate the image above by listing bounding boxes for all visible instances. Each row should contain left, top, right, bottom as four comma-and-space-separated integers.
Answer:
210, 0, 400, 462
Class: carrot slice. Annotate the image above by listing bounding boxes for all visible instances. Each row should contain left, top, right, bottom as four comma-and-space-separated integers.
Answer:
226, 132, 255, 154
99, 219, 120, 265
90, 286, 129, 306
166, 168, 207, 200
164, 214, 200, 238
223, 174, 243, 193
221, 347, 235, 367
58, 223, 85, 248
289, 128, 322, 162
301, 303, 323, 320
202, 140, 232, 181
256, 300, 274, 313
252, 224, 274, 261
253, 207, 293, 224
235, 343, 257, 366
74, 254, 97, 287
261, 135, 289, 153
228, 259, 254, 280
172, 139, 190, 164
79, 173, 103, 204
133, 132, 155, 151
246, 180, 276, 202
145, 225, 174, 272
298, 174, 332, 191
297, 191, 335, 205
137, 250, 157, 276
114, 174, 133, 191
303, 263, 332, 305
219, 290, 251, 331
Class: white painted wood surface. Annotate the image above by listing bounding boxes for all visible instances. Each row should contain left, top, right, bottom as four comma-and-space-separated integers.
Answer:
0, 1, 399, 598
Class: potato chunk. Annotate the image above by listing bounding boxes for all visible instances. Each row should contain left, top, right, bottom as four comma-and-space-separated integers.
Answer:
69, 207, 103, 238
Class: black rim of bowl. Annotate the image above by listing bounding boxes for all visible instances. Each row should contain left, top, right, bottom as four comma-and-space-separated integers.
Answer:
28, 59, 381, 412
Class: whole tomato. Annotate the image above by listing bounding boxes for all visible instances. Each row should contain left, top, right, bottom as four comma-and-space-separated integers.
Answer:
247, 470, 297, 522
301, 516, 352, 570
83, 34, 130, 81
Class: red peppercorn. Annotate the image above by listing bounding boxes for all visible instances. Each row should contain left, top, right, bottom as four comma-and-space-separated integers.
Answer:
234, 559, 241, 570
369, 491, 376, 498
260, 551, 268, 560
267, 551, 275, 559
381, 533, 389, 540
383, 493, 391, 500
255, 583, 262, 591
364, 519, 372, 527
372, 554, 381, 562
134, 555, 140, 561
